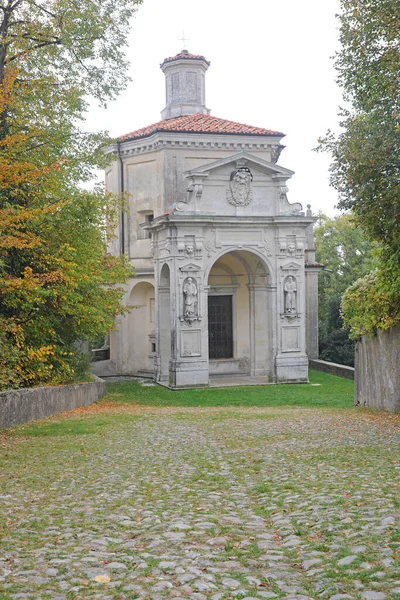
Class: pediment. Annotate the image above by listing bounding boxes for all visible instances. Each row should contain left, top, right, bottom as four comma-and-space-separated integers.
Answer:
281, 262, 302, 271
184, 150, 294, 179
179, 263, 201, 272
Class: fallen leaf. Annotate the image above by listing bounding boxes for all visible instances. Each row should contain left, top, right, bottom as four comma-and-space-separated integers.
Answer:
94, 575, 110, 583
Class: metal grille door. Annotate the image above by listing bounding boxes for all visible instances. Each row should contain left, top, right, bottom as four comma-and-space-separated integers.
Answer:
208, 295, 233, 359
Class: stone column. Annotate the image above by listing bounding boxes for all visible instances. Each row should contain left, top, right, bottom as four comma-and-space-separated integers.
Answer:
248, 283, 270, 377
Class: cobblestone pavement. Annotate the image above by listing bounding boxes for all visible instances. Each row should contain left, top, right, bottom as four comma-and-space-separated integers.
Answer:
0, 405, 399, 600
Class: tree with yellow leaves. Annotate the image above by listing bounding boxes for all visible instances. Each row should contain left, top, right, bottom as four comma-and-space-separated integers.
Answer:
0, 0, 142, 389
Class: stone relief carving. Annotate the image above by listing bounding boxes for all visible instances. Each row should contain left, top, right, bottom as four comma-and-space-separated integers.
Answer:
264, 239, 272, 257
205, 228, 217, 258
185, 241, 195, 258
284, 276, 297, 314
182, 277, 198, 325
227, 167, 253, 206
279, 185, 289, 201
178, 236, 202, 259
179, 173, 209, 211
279, 237, 305, 259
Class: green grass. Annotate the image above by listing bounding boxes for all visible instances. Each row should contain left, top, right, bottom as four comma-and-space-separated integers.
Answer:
104, 369, 354, 409
7, 413, 139, 438
15, 417, 111, 437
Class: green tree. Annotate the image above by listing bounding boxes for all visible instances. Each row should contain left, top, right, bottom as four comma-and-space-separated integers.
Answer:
315, 213, 376, 365
0, 0, 141, 389
319, 0, 400, 337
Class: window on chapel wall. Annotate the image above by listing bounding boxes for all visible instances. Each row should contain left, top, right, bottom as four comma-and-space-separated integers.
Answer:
137, 211, 154, 240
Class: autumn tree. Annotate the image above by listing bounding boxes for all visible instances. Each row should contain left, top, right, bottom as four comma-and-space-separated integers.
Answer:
0, 0, 141, 390
320, 0, 400, 337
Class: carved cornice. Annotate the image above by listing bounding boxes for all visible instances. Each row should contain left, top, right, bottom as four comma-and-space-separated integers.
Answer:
108, 138, 282, 158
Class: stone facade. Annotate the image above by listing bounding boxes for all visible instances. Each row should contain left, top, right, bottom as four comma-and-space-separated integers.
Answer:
106, 50, 321, 388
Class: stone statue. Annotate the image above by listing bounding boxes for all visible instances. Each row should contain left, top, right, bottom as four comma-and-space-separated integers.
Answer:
284, 276, 297, 313
227, 167, 253, 206
183, 277, 198, 317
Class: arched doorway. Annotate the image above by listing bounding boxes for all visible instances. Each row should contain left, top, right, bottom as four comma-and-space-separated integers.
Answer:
207, 250, 273, 378
128, 281, 156, 375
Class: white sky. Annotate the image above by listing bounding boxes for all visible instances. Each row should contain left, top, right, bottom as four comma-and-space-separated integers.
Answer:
86, 0, 343, 216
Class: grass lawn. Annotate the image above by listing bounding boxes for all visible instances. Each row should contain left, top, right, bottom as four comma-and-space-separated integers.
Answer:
104, 368, 354, 409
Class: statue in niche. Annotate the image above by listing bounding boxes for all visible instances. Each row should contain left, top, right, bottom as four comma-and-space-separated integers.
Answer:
183, 277, 198, 317
227, 167, 253, 206
284, 276, 297, 313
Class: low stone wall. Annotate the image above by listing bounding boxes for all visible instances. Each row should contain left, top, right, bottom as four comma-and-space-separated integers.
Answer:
0, 378, 106, 430
309, 358, 355, 380
355, 325, 400, 413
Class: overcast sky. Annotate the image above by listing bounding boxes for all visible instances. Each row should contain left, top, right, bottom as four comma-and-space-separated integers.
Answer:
86, 0, 343, 216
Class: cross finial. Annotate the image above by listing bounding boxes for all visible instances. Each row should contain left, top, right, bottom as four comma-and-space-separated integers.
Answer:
179, 30, 190, 50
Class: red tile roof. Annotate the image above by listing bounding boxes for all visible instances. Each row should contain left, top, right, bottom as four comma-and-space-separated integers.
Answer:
161, 50, 210, 68
120, 113, 284, 141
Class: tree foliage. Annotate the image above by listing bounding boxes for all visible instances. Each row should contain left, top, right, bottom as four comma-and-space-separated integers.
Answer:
319, 0, 400, 337
315, 213, 376, 364
0, 0, 141, 390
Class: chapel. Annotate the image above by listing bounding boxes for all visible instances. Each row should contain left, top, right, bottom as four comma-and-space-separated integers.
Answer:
105, 49, 321, 388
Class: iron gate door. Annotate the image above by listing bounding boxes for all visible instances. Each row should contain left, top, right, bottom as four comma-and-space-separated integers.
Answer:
208, 295, 233, 359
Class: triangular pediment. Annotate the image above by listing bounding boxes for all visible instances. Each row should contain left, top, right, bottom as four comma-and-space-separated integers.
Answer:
179, 263, 201, 272
281, 262, 302, 271
184, 150, 294, 179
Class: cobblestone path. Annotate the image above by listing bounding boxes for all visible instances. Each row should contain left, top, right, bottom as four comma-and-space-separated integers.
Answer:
0, 405, 399, 600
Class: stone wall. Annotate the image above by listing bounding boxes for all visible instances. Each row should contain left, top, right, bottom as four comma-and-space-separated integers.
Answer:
0, 378, 106, 430
355, 325, 400, 413
309, 359, 355, 380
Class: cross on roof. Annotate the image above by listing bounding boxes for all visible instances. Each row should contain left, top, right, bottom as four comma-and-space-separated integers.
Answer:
179, 30, 190, 49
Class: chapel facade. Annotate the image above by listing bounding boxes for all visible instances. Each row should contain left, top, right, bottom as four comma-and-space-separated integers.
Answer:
105, 50, 321, 388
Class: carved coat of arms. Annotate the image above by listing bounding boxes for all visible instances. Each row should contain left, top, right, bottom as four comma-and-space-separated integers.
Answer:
226, 167, 253, 206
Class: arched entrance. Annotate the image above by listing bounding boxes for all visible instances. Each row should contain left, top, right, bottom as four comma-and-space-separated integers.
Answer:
207, 250, 273, 379
128, 281, 156, 375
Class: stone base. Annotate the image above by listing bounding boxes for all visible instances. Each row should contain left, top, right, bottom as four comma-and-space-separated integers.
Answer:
168, 360, 209, 389
275, 354, 309, 382
209, 358, 249, 376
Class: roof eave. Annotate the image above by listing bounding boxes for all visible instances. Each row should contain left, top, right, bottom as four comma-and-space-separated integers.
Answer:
119, 128, 285, 144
